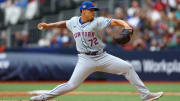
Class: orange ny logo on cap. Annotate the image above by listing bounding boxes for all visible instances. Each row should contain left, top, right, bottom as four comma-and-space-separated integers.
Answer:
92, 2, 95, 6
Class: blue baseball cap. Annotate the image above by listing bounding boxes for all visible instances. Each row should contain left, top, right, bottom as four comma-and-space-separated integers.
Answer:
80, 1, 99, 11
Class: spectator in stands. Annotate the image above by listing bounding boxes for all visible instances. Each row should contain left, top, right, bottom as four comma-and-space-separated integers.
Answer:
138, 11, 149, 32
149, 8, 161, 23
172, 27, 180, 48
25, 0, 38, 20
114, 7, 125, 19
50, 34, 61, 48
0, 0, 6, 8
38, 38, 50, 47
15, 0, 28, 10
21, 30, 29, 47
175, 33, 180, 47
14, 31, 29, 47
176, 5, 180, 19
15, 32, 23, 47
167, 0, 177, 11
154, 0, 166, 11
127, 12, 140, 29
0, 8, 4, 28
0, 40, 5, 52
15, 0, 28, 21
4, 0, 22, 25
61, 29, 71, 46
99, 8, 111, 18
142, 31, 151, 47
0, 0, 6, 28
49, 28, 71, 48
127, 0, 141, 17
150, 38, 160, 51
0, 30, 6, 52
160, 35, 169, 50
132, 37, 146, 50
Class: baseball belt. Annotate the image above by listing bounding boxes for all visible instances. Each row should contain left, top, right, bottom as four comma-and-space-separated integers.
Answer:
78, 49, 105, 55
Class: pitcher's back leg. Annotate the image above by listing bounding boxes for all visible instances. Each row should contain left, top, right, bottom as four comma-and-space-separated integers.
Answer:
100, 53, 150, 99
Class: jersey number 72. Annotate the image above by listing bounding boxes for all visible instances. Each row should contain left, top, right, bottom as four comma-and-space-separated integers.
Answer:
88, 37, 98, 47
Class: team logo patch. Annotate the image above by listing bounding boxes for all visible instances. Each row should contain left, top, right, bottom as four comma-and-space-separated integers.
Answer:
83, 5, 86, 8
92, 3, 95, 6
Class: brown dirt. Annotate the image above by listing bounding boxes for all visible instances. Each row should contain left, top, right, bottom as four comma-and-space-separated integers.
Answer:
0, 91, 179, 97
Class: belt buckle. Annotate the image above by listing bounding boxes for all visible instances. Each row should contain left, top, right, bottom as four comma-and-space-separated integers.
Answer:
85, 49, 104, 55
89, 51, 93, 55
86, 51, 96, 55
92, 51, 98, 55
86, 51, 91, 55
94, 51, 98, 55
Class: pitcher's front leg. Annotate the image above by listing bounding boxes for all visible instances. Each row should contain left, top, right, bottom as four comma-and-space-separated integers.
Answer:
30, 55, 96, 101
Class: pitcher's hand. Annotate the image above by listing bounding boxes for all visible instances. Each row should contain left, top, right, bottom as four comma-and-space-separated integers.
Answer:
37, 23, 49, 30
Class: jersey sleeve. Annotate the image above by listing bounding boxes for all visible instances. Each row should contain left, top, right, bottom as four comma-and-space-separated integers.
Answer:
97, 17, 112, 31
66, 19, 72, 31
66, 17, 77, 31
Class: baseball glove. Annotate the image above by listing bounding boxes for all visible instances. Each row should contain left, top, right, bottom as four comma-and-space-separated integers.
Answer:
113, 29, 133, 45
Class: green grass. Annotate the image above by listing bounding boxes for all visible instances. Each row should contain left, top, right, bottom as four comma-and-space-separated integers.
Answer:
0, 83, 180, 92
1, 95, 180, 101
0, 82, 180, 101
55, 95, 180, 101
0, 95, 141, 101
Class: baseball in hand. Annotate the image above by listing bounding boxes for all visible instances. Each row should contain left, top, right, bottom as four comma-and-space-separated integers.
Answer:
38, 26, 43, 30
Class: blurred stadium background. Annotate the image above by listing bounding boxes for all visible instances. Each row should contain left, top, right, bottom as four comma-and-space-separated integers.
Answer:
0, 0, 180, 100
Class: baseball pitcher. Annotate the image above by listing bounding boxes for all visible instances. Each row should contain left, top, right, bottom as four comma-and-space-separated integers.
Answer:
30, 1, 163, 101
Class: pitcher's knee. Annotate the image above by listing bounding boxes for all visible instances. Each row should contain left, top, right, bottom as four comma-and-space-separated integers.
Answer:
126, 63, 133, 71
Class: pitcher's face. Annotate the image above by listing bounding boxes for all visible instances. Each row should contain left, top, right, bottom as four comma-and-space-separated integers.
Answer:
82, 9, 95, 21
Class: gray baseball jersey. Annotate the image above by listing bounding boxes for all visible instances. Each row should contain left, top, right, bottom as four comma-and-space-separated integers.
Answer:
66, 16, 112, 52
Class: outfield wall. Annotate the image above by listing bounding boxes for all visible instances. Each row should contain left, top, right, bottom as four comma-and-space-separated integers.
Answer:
0, 45, 180, 81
